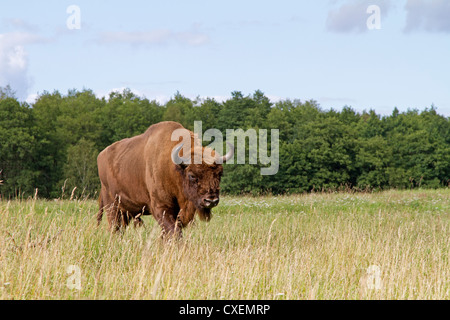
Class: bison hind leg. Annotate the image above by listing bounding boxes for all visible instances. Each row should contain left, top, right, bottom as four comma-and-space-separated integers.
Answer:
106, 206, 131, 233
106, 209, 121, 233
97, 208, 104, 227
97, 194, 104, 226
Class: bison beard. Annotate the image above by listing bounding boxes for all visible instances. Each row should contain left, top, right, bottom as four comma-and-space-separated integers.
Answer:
197, 208, 212, 222
180, 172, 212, 222
96, 121, 232, 238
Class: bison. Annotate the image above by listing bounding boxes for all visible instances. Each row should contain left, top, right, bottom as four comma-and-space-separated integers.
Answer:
96, 121, 233, 237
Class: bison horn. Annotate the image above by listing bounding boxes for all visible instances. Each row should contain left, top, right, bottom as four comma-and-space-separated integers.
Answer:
171, 143, 190, 165
220, 142, 234, 164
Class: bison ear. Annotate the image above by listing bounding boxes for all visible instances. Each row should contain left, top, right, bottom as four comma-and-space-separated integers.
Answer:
175, 162, 188, 173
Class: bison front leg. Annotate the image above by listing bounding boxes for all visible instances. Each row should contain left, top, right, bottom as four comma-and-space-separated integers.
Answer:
152, 207, 182, 239
177, 203, 196, 228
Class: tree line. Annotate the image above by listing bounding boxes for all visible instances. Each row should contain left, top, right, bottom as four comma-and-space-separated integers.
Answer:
0, 85, 449, 198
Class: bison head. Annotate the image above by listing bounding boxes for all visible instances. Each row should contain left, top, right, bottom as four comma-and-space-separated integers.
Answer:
172, 142, 233, 221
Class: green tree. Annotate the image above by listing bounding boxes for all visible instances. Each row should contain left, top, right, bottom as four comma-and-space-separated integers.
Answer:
32, 90, 66, 197
163, 92, 194, 129
55, 89, 105, 146
384, 108, 449, 188
0, 96, 36, 197
99, 88, 164, 148
2, 85, 449, 197
60, 138, 99, 198
191, 98, 222, 131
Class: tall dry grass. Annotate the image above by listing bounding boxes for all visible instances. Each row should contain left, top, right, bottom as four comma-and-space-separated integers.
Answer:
0, 189, 448, 299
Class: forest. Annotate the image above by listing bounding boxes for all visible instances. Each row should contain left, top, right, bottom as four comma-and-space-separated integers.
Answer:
0, 85, 449, 198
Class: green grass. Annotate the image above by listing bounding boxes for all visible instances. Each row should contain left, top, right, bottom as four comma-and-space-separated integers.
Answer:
0, 189, 449, 299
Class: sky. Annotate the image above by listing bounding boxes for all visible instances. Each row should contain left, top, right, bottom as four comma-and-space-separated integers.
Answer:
1, 0, 449, 116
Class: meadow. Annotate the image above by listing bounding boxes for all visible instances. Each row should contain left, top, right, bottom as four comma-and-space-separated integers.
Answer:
0, 189, 448, 300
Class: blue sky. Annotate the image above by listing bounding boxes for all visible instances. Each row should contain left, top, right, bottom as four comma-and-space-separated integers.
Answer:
1, 0, 449, 116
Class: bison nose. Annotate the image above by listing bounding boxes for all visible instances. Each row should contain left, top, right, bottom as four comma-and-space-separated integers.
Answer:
203, 197, 219, 208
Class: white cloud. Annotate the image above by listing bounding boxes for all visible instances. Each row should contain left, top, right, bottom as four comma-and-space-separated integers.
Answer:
326, 0, 391, 33
0, 34, 30, 99
175, 32, 209, 46
0, 32, 48, 99
97, 29, 210, 47
25, 93, 38, 104
98, 30, 171, 46
3, 18, 39, 32
154, 95, 171, 105
7, 45, 27, 69
404, 0, 450, 33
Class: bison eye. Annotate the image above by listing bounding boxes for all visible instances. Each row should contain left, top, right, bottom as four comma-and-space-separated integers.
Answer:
188, 173, 198, 183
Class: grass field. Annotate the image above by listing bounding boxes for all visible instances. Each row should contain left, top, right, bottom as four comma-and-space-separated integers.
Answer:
0, 189, 449, 300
